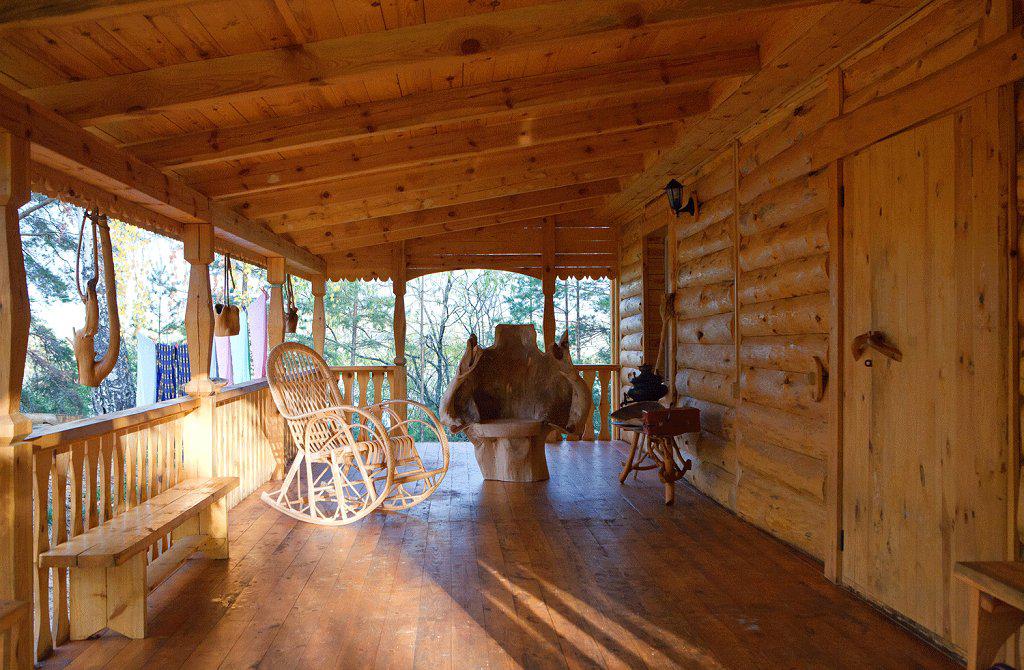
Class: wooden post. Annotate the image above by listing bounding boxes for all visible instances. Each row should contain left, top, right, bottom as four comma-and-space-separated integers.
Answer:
311, 275, 326, 355
542, 217, 556, 349
266, 257, 286, 477
392, 245, 408, 414
182, 223, 219, 479
0, 130, 33, 670
267, 258, 286, 350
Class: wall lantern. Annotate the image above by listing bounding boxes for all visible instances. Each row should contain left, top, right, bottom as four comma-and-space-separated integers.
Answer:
664, 179, 699, 218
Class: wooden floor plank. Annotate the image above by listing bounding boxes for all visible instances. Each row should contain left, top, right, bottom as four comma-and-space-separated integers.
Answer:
38, 442, 958, 670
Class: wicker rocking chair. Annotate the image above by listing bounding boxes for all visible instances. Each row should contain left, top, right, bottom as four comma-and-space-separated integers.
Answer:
262, 342, 449, 525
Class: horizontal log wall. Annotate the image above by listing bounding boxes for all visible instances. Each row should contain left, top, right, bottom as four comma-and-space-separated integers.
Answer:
617, 0, 1009, 573
618, 213, 643, 388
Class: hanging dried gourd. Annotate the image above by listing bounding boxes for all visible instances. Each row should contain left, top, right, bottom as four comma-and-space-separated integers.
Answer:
73, 210, 121, 387
284, 274, 299, 333
214, 255, 241, 337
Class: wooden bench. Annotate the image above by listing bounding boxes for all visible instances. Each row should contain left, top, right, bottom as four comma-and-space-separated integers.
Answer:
0, 600, 28, 670
39, 477, 238, 640
955, 561, 1024, 669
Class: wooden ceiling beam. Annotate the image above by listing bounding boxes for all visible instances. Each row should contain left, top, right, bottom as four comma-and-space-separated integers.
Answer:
240, 155, 640, 219
299, 201, 606, 254
23, 1, 814, 125
191, 109, 687, 199
0, 81, 324, 277
213, 107, 681, 209
128, 47, 759, 169
270, 179, 621, 235
0, 0, 201, 32
599, 1, 914, 222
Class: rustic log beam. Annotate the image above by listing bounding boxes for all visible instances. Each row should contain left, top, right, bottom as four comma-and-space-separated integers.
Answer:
273, 180, 620, 236
542, 217, 557, 349
300, 206, 603, 254
191, 122, 680, 200
181, 222, 218, 481
23, 2, 816, 125
266, 257, 287, 479
126, 48, 758, 169
311, 276, 326, 356
0, 0, 200, 32
233, 155, 643, 219
0, 82, 324, 278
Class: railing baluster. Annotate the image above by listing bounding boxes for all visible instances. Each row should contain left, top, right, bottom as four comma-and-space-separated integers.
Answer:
52, 452, 69, 646
99, 434, 113, 523
85, 438, 99, 530
33, 450, 53, 660
598, 370, 611, 441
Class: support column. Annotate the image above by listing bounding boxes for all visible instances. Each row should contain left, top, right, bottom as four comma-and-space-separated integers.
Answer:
266, 257, 286, 477
392, 246, 408, 416
542, 217, 556, 349
0, 130, 33, 670
267, 258, 286, 351
182, 223, 219, 479
311, 275, 326, 355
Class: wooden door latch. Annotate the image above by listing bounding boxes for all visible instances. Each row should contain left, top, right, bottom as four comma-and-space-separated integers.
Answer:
851, 331, 902, 363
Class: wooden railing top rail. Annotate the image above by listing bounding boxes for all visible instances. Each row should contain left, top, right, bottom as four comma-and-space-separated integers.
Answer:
215, 378, 269, 403
328, 365, 397, 373
575, 364, 619, 370
26, 395, 200, 453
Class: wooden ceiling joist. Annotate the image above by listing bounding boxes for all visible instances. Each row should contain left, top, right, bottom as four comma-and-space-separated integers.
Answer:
0, 81, 323, 277
274, 179, 621, 237
126, 47, 759, 169
0, 0, 199, 32
20, 0, 818, 126
190, 112, 684, 200
240, 158, 637, 220
301, 205, 605, 254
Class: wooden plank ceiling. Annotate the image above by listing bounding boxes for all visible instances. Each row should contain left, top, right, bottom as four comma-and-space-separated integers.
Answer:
0, 0, 918, 281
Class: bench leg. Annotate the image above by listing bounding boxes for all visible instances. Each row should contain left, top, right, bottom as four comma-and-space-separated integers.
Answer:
69, 554, 147, 640
967, 588, 1024, 670
106, 554, 147, 639
200, 498, 229, 559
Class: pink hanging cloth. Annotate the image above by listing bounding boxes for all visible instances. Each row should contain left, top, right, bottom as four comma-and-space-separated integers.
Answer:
215, 336, 233, 385
248, 289, 269, 378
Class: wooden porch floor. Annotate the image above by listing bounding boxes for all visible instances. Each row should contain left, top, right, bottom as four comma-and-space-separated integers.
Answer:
41, 441, 958, 670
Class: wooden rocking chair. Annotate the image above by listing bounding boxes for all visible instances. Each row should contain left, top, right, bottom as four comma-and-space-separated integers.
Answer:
262, 342, 449, 525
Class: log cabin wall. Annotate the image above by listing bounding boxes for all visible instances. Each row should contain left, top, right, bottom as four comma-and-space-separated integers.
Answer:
617, 215, 644, 389
615, 0, 1018, 651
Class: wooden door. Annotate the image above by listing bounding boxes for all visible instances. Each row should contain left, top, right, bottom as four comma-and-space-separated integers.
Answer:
842, 97, 1010, 651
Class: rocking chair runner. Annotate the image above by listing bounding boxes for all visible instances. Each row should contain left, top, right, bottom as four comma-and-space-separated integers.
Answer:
262, 342, 449, 525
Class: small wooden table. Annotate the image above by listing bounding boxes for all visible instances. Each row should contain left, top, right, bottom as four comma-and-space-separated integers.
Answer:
613, 407, 700, 505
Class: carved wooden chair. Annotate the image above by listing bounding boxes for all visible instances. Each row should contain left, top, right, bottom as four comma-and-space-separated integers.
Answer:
262, 342, 448, 525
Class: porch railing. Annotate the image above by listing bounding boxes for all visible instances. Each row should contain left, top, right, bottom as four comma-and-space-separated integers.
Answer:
329, 365, 398, 408
26, 396, 198, 659
24, 379, 283, 662
574, 364, 619, 441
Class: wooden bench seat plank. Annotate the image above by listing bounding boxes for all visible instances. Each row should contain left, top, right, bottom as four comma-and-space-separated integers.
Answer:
39, 479, 231, 567
40, 477, 238, 569
955, 561, 1024, 611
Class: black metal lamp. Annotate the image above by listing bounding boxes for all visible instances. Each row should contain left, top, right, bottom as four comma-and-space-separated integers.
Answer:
664, 179, 699, 218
